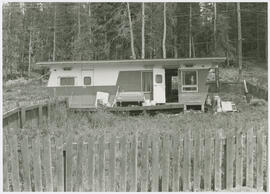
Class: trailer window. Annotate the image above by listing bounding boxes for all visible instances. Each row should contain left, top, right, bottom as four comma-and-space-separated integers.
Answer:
171, 76, 178, 90
60, 77, 75, 86
182, 71, 198, 92
155, 74, 162, 83
142, 72, 153, 92
84, 76, 92, 85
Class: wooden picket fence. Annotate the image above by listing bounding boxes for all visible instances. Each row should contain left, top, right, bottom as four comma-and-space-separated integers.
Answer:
3, 128, 268, 192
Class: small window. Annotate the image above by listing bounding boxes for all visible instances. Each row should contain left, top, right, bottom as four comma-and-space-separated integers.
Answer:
182, 70, 198, 92
155, 74, 162, 83
60, 77, 75, 86
63, 67, 72, 71
171, 76, 178, 90
84, 77, 92, 85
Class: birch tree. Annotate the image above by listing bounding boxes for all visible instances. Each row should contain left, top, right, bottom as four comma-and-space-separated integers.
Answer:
127, 3, 136, 59
141, 2, 145, 59
162, 2, 166, 59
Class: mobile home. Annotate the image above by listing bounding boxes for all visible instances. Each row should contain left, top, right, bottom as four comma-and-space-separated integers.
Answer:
37, 57, 225, 110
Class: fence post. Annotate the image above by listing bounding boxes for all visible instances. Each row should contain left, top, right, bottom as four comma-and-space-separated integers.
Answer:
66, 134, 73, 192
120, 135, 127, 192
98, 135, 105, 192
109, 135, 116, 191
214, 130, 222, 191
235, 132, 243, 187
21, 135, 31, 191
87, 136, 95, 191
130, 132, 138, 192
194, 129, 201, 191
141, 134, 149, 192
42, 134, 53, 191
226, 133, 234, 190
162, 134, 170, 192
3, 135, 9, 192
183, 130, 191, 191
256, 129, 263, 191
204, 130, 212, 191
20, 107, 26, 128
246, 128, 254, 188
172, 134, 180, 192
75, 139, 83, 191
151, 133, 159, 192
9, 131, 20, 191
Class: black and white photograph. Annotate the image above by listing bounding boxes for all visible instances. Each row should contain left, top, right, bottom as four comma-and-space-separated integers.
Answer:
2, 1, 268, 192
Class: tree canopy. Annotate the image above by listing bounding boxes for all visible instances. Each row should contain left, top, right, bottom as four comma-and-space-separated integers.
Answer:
2, 2, 267, 80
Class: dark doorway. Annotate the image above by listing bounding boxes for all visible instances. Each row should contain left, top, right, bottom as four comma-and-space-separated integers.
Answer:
165, 69, 179, 103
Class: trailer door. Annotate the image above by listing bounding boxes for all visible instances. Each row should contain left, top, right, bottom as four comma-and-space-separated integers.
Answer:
153, 67, 166, 103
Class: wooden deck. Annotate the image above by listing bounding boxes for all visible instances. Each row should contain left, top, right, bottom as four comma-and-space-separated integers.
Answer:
178, 92, 208, 111
71, 103, 184, 114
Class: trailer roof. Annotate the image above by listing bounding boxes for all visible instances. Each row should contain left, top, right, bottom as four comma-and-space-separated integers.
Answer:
37, 57, 226, 67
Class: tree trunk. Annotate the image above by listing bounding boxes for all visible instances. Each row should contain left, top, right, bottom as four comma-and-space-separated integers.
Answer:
28, 30, 32, 78
189, 3, 192, 58
162, 2, 167, 59
237, 3, 242, 81
192, 36, 195, 57
173, 33, 178, 58
127, 3, 136, 59
141, 2, 145, 59
214, 3, 217, 54
53, 4, 56, 61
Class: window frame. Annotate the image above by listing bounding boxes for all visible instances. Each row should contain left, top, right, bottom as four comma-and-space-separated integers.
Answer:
181, 70, 198, 93
141, 71, 153, 93
83, 76, 92, 86
155, 74, 163, 84
59, 76, 76, 86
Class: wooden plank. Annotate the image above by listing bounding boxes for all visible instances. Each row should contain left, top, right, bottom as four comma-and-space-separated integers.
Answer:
32, 135, 42, 191
151, 134, 159, 192
226, 133, 234, 190
43, 134, 53, 191
75, 139, 83, 191
141, 134, 149, 192
214, 130, 222, 191
162, 134, 170, 192
98, 135, 105, 192
21, 107, 26, 128
204, 130, 212, 191
87, 136, 95, 191
246, 128, 254, 188
183, 130, 191, 191
172, 134, 179, 192
55, 135, 64, 191
235, 132, 243, 187
21, 136, 31, 191
9, 134, 20, 191
194, 129, 201, 191
130, 133, 138, 192
3, 136, 9, 192
264, 135, 268, 192
65, 134, 73, 192
109, 135, 116, 191
38, 105, 43, 127
120, 135, 127, 192
256, 130, 263, 191
47, 102, 51, 124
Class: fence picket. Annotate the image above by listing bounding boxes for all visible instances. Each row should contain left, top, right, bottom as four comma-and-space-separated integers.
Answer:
9, 133, 20, 191
20, 107, 26, 128
98, 135, 105, 192
235, 132, 243, 187
87, 136, 95, 191
256, 130, 263, 191
120, 135, 127, 192
55, 135, 64, 191
74, 140, 83, 191
183, 130, 191, 191
38, 105, 43, 127
141, 134, 149, 192
172, 134, 180, 192
109, 135, 116, 191
130, 132, 138, 192
204, 130, 212, 191
42, 134, 53, 191
246, 128, 254, 188
152, 134, 159, 192
214, 130, 222, 191
66, 134, 73, 192
226, 133, 234, 190
3, 136, 9, 191
162, 134, 170, 191
21, 136, 31, 191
